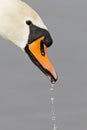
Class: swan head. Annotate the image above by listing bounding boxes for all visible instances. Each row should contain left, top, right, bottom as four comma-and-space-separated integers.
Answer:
0, 0, 58, 83
24, 21, 58, 84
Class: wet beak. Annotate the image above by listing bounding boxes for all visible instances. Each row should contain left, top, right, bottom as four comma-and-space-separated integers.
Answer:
25, 36, 58, 84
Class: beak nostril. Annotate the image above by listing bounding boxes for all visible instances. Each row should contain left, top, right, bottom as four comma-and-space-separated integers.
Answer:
40, 40, 45, 56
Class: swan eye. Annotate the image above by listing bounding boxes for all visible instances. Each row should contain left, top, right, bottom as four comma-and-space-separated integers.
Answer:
40, 40, 45, 56
26, 20, 32, 25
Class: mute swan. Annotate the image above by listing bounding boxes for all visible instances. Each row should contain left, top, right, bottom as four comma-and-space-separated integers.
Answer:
0, 0, 58, 83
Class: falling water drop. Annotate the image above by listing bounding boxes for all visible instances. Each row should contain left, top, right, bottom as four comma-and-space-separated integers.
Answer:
50, 84, 58, 130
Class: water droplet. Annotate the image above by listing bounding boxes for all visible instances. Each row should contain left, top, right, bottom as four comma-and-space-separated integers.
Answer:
53, 123, 57, 130
51, 97, 54, 104
50, 83, 58, 130
52, 116, 56, 121
50, 87, 54, 91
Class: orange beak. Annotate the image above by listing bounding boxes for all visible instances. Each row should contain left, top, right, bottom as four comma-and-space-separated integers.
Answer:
26, 36, 58, 84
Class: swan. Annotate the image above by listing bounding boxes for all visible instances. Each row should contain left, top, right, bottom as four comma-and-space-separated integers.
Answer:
0, 0, 58, 83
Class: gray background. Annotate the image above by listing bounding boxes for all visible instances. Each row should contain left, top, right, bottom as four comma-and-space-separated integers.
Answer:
0, 0, 87, 130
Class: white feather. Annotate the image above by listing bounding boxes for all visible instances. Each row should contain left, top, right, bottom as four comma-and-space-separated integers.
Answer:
0, 0, 47, 49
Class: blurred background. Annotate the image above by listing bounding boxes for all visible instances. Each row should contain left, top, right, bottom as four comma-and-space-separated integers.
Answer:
0, 0, 87, 130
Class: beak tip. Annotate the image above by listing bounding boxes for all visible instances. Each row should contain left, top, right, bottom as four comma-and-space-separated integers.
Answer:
51, 73, 58, 84
47, 71, 58, 84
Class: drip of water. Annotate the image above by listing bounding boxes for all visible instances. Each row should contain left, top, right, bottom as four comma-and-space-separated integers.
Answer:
50, 84, 58, 130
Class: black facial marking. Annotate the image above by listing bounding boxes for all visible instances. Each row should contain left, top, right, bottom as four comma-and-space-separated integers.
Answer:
26, 20, 53, 47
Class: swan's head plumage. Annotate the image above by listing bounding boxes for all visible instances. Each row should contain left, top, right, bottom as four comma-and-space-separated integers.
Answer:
0, 0, 58, 83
